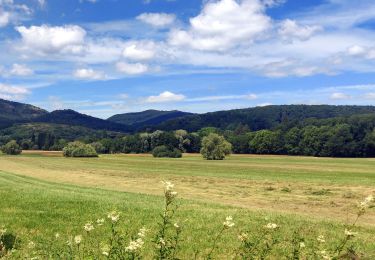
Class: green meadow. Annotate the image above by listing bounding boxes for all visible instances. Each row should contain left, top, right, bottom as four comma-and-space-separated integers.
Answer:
0, 153, 374, 258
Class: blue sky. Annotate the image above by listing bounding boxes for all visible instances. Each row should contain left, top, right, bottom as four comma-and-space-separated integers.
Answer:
2, 0, 375, 118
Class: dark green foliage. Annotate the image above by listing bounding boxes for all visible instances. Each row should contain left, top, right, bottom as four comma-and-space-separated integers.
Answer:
250, 130, 284, 154
1, 140, 22, 155
152, 105, 375, 132
108, 109, 193, 128
200, 133, 232, 160
35, 109, 131, 133
90, 142, 106, 154
63, 141, 98, 158
152, 145, 182, 158
0, 98, 47, 129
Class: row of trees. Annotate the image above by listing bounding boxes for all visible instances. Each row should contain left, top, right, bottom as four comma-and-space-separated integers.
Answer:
2, 114, 375, 158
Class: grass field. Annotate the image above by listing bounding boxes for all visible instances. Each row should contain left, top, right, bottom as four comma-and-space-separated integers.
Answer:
0, 152, 374, 258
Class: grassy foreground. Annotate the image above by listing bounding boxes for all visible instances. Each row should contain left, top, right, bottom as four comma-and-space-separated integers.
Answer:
0, 153, 374, 258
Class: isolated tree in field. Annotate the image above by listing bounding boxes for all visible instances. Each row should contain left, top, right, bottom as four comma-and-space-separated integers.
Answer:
200, 133, 232, 160
1, 140, 22, 155
63, 141, 98, 158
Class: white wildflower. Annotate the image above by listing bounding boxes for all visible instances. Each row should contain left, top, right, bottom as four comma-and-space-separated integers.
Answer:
0, 227, 6, 236
223, 216, 235, 228
84, 222, 95, 232
101, 244, 110, 256
162, 181, 174, 191
107, 211, 120, 223
96, 218, 105, 226
55, 233, 60, 239
264, 223, 278, 230
159, 238, 166, 246
125, 238, 144, 253
28, 241, 35, 249
317, 235, 325, 243
344, 229, 357, 237
319, 250, 331, 260
238, 233, 248, 242
74, 235, 82, 245
174, 223, 180, 229
137, 227, 148, 238
299, 242, 306, 248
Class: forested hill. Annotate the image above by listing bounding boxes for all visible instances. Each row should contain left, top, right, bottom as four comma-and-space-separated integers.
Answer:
108, 110, 193, 128
34, 109, 132, 132
0, 98, 48, 129
150, 105, 375, 132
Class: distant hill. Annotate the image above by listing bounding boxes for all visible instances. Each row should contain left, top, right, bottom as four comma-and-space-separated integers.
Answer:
0, 123, 123, 141
34, 109, 132, 133
151, 105, 375, 132
0, 99, 47, 128
108, 110, 193, 128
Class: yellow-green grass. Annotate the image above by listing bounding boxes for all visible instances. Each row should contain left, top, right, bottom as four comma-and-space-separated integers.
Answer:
0, 153, 374, 258
1, 153, 374, 225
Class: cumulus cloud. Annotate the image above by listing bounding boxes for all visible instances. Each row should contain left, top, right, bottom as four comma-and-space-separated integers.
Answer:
10, 63, 34, 76
122, 41, 156, 61
0, 83, 30, 100
16, 25, 86, 55
146, 91, 185, 103
116, 62, 149, 75
330, 92, 351, 100
168, 0, 271, 51
0, 9, 10, 27
73, 68, 106, 80
278, 19, 321, 42
345, 45, 375, 60
137, 12, 176, 27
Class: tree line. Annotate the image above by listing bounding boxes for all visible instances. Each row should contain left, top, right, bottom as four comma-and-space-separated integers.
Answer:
2, 113, 375, 157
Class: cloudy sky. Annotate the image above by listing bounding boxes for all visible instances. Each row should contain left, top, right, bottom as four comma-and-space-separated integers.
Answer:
2, 0, 375, 118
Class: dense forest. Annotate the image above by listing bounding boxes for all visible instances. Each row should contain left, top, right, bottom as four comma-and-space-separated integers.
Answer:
2, 98, 375, 157
2, 113, 375, 157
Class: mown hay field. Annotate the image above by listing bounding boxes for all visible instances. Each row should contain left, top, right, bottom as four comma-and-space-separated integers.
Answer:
0, 152, 374, 258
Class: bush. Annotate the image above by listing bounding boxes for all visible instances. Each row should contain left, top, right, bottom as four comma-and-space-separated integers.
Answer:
200, 133, 232, 160
1, 140, 22, 155
63, 141, 98, 158
152, 145, 182, 158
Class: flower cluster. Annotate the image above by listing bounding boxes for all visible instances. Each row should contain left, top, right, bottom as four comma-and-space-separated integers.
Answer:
74, 235, 82, 245
317, 235, 325, 243
264, 223, 278, 230
357, 195, 374, 215
162, 181, 178, 201
223, 216, 235, 229
107, 211, 120, 223
96, 218, 105, 226
84, 222, 95, 232
125, 238, 144, 253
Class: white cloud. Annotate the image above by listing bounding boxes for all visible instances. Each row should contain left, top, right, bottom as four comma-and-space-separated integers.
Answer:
187, 94, 257, 102
122, 41, 156, 61
10, 63, 33, 76
137, 13, 176, 27
73, 68, 106, 80
16, 25, 86, 55
278, 19, 321, 42
146, 91, 185, 103
168, 0, 271, 51
116, 62, 149, 75
0, 83, 30, 100
0, 9, 10, 27
347, 45, 366, 56
330, 92, 351, 100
